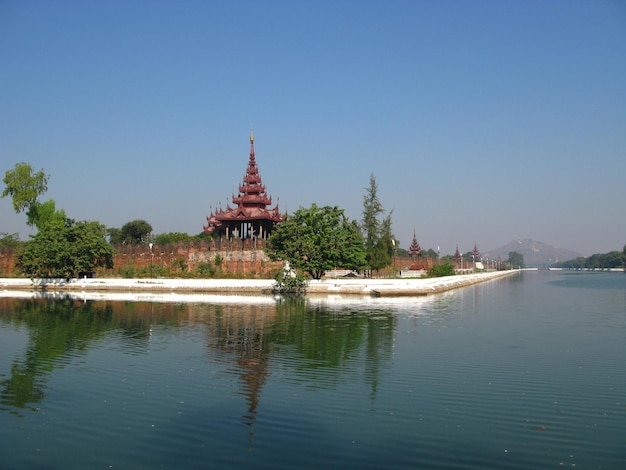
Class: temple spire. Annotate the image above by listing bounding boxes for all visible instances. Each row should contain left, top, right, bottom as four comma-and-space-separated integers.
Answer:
408, 229, 422, 258
249, 129, 255, 162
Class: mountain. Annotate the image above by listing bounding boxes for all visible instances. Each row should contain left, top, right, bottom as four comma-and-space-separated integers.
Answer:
483, 239, 583, 268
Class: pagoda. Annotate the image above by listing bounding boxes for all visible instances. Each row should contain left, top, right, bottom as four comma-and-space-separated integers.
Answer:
204, 133, 284, 239
408, 229, 427, 270
407, 229, 422, 259
472, 243, 480, 262
453, 245, 462, 265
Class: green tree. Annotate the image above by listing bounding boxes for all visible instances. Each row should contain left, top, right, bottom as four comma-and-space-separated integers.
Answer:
265, 204, 367, 279
25, 199, 67, 229
4, 162, 114, 278
109, 219, 153, 245
426, 263, 456, 277
107, 227, 123, 245
17, 218, 113, 278
1, 162, 65, 228
507, 251, 525, 269
154, 232, 191, 245
367, 214, 394, 274
2, 162, 49, 216
361, 173, 395, 274
0, 232, 22, 248
362, 173, 383, 254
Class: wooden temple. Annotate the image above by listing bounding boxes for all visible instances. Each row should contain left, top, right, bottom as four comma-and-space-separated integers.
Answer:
204, 133, 284, 239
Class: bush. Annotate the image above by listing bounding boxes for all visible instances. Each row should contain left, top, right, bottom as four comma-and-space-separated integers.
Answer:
173, 257, 188, 272
273, 268, 307, 294
426, 263, 456, 278
121, 264, 136, 278
196, 261, 216, 277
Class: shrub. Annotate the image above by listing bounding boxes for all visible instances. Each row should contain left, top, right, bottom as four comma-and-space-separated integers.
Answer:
196, 262, 215, 277
273, 268, 307, 294
426, 263, 456, 278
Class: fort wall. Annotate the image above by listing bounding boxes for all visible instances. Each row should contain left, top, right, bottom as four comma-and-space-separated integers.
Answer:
0, 239, 284, 279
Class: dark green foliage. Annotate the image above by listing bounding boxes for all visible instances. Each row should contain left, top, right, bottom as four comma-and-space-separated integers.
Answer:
196, 261, 216, 277
17, 218, 114, 278
273, 268, 307, 294
265, 204, 367, 279
154, 232, 192, 245
109, 220, 153, 245
26, 199, 66, 229
426, 263, 456, 278
0, 233, 22, 248
553, 250, 626, 269
361, 173, 395, 274
507, 251, 525, 269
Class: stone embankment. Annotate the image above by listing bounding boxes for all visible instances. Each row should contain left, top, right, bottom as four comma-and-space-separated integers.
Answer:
308, 270, 518, 296
0, 270, 519, 297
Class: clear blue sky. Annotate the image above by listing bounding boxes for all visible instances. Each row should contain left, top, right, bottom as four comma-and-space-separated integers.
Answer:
1, 0, 625, 256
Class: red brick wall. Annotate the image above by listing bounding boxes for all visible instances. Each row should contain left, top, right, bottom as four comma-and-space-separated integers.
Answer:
0, 240, 284, 278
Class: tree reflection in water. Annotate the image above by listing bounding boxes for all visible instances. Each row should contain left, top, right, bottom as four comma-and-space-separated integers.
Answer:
0, 294, 396, 446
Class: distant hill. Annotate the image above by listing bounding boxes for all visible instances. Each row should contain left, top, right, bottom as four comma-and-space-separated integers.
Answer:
483, 239, 583, 268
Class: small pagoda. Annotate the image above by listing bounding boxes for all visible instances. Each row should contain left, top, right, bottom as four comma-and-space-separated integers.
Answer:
204, 133, 284, 239
407, 229, 424, 269
453, 244, 462, 267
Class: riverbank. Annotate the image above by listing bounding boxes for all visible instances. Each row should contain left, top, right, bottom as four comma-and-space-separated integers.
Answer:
0, 270, 519, 297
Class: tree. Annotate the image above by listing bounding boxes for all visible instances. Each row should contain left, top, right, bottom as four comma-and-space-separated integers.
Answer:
507, 251, 525, 269
362, 173, 383, 253
265, 204, 367, 279
153, 232, 192, 245
1, 162, 63, 228
3, 162, 114, 278
367, 212, 394, 273
109, 220, 153, 245
16, 218, 113, 278
361, 173, 395, 274
427, 263, 456, 277
0, 233, 21, 248
25, 199, 67, 229
2, 162, 49, 215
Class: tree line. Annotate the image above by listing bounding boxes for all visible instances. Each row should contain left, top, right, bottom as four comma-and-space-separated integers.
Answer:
552, 247, 626, 270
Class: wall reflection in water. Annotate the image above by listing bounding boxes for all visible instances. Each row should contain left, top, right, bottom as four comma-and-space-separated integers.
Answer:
0, 294, 396, 443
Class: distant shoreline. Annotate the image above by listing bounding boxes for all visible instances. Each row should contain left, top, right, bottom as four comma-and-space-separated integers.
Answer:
0, 270, 519, 298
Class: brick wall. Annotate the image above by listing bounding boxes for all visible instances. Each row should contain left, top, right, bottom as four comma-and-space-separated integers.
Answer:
0, 240, 284, 278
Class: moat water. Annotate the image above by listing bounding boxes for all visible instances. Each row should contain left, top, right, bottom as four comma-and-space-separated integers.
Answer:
1, 271, 625, 469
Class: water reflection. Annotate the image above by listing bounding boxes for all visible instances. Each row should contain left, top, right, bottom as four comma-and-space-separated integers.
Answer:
0, 295, 398, 436
0, 297, 114, 415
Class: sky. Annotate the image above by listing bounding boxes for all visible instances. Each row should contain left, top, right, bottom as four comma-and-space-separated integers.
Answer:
1, 0, 625, 257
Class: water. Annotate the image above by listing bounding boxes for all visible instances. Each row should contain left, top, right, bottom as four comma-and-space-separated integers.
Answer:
1, 271, 625, 469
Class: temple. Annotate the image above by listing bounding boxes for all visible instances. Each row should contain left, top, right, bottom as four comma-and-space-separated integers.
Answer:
204, 133, 284, 239
407, 229, 422, 258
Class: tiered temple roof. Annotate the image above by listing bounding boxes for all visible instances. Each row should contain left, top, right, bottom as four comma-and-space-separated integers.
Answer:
408, 229, 422, 257
204, 133, 284, 239
472, 243, 480, 260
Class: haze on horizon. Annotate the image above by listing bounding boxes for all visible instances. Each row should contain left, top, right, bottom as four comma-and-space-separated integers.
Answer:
1, 0, 625, 257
